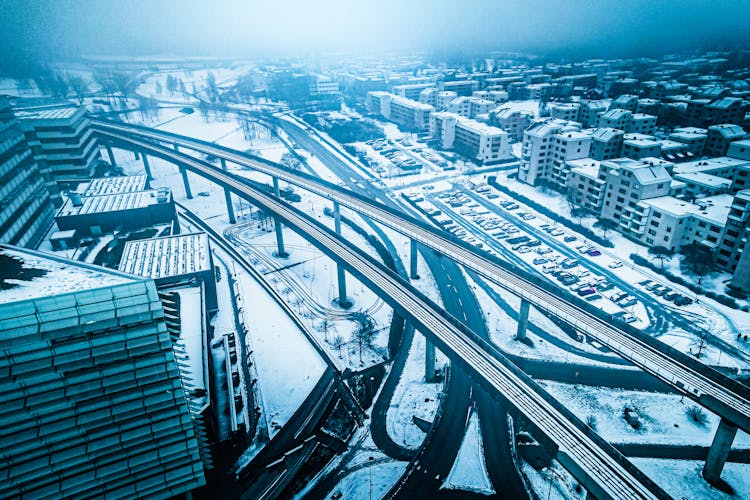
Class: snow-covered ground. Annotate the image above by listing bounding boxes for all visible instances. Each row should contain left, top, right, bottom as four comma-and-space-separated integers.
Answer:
386, 332, 445, 448
632, 458, 750, 499
540, 380, 750, 449
441, 408, 494, 495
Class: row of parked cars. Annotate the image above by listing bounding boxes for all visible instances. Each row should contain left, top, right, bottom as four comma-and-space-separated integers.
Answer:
639, 280, 694, 306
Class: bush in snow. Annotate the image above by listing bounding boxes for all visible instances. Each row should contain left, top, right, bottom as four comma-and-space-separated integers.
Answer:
585, 415, 598, 430
685, 405, 708, 426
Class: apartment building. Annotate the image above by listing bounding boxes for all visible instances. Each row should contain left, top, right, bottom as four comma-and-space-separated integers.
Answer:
685, 97, 747, 128
517, 118, 587, 186
366, 91, 392, 118
392, 83, 433, 101
705, 124, 746, 157
622, 134, 663, 160
599, 158, 673, 238
588, 128, 624, 161
579, 100, 609, 127
490, 107, 533, 142
438, 80, 479, 96
15, 105, 102, 206
472, 90, 508, 103
447, 96, 495, 118
430, 112, 511, 164
453, 119, 511, 164
669, 127, 708, 155
0, 245, 205, 499
610, 94, 639, 112
389, 95, 435, 132
548, 102, 580, 122
722, 190, 750, 289
636, 98, 661, 115
0, 98, 55, 248
596, 109, 657, 134
566, 158, 606, 212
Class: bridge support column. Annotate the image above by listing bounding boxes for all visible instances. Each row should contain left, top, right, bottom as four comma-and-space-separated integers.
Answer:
179, 167, 193, 199
515, 299, 530, 340
333, 202, 352, 309
141, 151, 153, 181
105, 145, 116, 166
425, 338, 436, 382
272, 177, 288, 258
220, 158, 236, 224
702, 417, 738, 485
410, 239, 419, 280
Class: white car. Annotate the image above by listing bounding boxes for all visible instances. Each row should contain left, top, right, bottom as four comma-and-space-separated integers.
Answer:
609, 260, 623, 269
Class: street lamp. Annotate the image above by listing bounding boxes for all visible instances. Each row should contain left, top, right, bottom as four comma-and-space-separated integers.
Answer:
368, 456, 375, 500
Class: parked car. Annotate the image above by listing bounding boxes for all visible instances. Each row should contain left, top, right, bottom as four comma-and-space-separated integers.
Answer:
674, 295, 694, 306
550, 229, 564, 236
618, 297, 638, 308
609, 291, 628, 302
564, 235, 577, 242
597, 281, 615, 292
536, 247, 552, 255
577, 287, 597, 297
609, 260, 623, 269
653, 286, 672, 297
533, 258, 548, 265
587, 249, 601, 257
663, 291, 681, 301
638, 279, 652, 286
621, 314, 638, 324
561, 259, 579, 269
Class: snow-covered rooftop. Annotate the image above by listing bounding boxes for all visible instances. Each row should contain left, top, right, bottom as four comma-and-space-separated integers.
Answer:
673, 156, 750, 175
119, 232, 212, 279
674, 171, 733, 189
640, 194, 733, 225
14, 106, 80, 121
0, 246, 135, 304
81, 175, 149, 196
58, 189, 171, 216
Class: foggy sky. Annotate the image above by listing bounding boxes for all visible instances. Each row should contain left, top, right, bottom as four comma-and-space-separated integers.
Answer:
1, 0, 749, 64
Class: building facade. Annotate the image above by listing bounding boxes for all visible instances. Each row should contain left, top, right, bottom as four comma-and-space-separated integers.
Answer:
0, 245, 204, 499
0, 98, 55, 248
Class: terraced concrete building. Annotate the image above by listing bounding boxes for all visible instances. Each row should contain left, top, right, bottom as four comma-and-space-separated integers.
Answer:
0, 98, 55, 248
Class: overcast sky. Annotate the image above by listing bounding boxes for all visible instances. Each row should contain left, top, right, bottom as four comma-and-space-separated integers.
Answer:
1, 0, 749, 62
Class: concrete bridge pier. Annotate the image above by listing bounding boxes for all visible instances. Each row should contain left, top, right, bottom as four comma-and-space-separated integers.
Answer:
105, 145, 116, 166
332, 202, 352, 308
410, 239, 420, 280
220, 158, 236, 224
702, 417, 739, 485
425, 338, 436, 382
141, 151, 153, 180
515, 299, 530, 340
172, 143, 194, 198
272, 177, 288, 257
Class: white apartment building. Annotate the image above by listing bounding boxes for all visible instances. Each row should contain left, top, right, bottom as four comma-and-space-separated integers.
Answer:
366, 91, 392, 118
566, 158, 606, 212
454, 119, 511, 164
517, 118, 587, 186
447, 96, 495, 119
431, 112, 511, 164
669, 127, 709, 155
472, 90, 508, 103
389, 95, 435, 132
548, 102, 580, 122
599, 158, 673, 238
491, 108, 533, 142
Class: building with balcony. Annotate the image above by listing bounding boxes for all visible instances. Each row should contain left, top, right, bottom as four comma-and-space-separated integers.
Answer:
0, 245, 204, 499
705, 124, 746, 157
566, 158, 606, 212
579, 100, 609, 127
490, 107, 533, 142
669, 127, 708, 155
622, 134, 663, 160
588, 127, 624, 161
599, 158, 673, 239
548, 102, 580, 122
453, 119, 511, 164
517, 118, 587, 187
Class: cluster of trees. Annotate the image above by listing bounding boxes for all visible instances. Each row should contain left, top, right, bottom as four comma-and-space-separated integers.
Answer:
301, 113, 384, 144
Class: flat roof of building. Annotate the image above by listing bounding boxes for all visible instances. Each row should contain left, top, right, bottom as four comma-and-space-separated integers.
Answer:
58, 189, 171, 217
591, 127, 624, 141
674, 171, 733, 188
14, 106, 80, 121
624, 138, 661, 148
81, 175, 149, 196
119, 232, 212, 279
670, 127, 708, 140
0, 245, 135, 304
390, 95, 435, 111
673, 156, 750, 174
640, 194, 733, 225
455, 118, 506, 136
